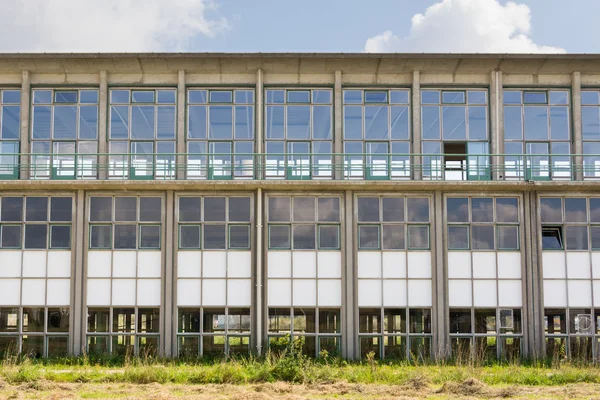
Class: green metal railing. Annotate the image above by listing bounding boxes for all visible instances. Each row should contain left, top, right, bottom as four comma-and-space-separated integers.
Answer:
0, 152, 595, 181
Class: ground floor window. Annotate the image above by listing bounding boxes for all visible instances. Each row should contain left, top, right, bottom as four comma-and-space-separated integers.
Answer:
0, 307, 69, 358
544, 308, 600, 362
177, 308, 250, 357
86, 307, 159, 356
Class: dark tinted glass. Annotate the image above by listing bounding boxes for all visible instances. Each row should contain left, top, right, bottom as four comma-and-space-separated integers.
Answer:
179, 197, 201, 222
358, 197, 380, 222
448, 226, 469, 249
1, 197, 22, 221
293, 197, 315, 222
269, 197, 290, 222
25, 224, 47, 249
25, 197, 48, 221
90, 197, 112, 222
359, 225, 379, 249
229, 225, 250, 249
383, 224, 405, 249
565, 226, 588, 250
229, 197, 251, 222
471, 198, 493, 223
204, 197, 226, 222
498, 226, 519, 249
140, 225, 160, 248
50, 225, 71, 249
318, 225, 339, 249
179, 225, 200, 248
382, 198, 404, 222
318, 197, 340, 222
90, 225, 111, 249
565, 198, 587, 223
50, 197, 72, 222
471, 225, 494, 250
269, 225, 290, 249
450, 309, 472, 333
496, 198, 519, 223
204, 224, 226, 249
541, 228, 563, 250
447, 198, 468, 222
407, 198, 429, 222
114, 225, 137, 249
590, 198, 600, 223
293, 225, 316, 250
1, 225, 21, 248
115, 197, 137, 222
408, 226, 429, 249
140, 197, 161, 222
540, 198, 562, 223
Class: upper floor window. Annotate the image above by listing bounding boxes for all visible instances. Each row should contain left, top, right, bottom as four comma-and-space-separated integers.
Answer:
343, 89, 410, 180
503, 90, 571, 180
0, 89, 20, 179
31, 89, 99, 180
581, 91, 600, 179
187, 89, 254, 180
421, 89, 489, 181
109, 89, 176, 180
265, 89, 332, 179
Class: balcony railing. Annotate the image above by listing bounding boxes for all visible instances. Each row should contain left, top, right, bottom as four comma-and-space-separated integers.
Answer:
0, 153, 595, 181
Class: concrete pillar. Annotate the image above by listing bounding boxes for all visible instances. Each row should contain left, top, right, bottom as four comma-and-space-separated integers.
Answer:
72, 189, 85, 355
255, 188, 263, 354
572, 71, 583, 181
433, 190, 447, 359
256, 69, 264, 180
19, 70, 30, 180
412, 71, 422, 180
98, 70, 108, 180
163, 190, 174, 357
176, 70, 186, 180
525, 191, 544, 359
490, 70, 504, 180
334, 70, 343, 180
344, 190, 355, 358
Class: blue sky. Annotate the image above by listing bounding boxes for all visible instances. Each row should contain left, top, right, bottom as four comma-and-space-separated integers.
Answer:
0, 0, 598, 53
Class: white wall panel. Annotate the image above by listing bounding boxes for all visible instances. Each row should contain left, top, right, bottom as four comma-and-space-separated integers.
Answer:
203, 252, 227, 278
137, 279, 162, 306
383, 280, 407, 307
21, 279, 46, 305
87, 252, 112, 278
357, 279, 382, 307
267, 251, 292, 278
317, 252, 342, 278
177, 251, 201, 278
86, 279, 111, 306
227, 279, 251, 306
202, 279, 227, 306
448, 252, 471, 279
382, 252, 406, 279
113, 251, 136, 278
566, 253, 591, 279
293, 252, 317, 278
543, 280, 567, 307
47, 251, 71, 278
407, 252, 432, 278
177, 279, 201, 306
267, 279, 291, 306
293, 280, 317, 306
138, 252, 162, 278
592, 253, 600, 279
227, 251, 252, 278
497, 252, 521, 279
448, 280, 472, 307
317, 280, 341, 306
472, 252, 496, 279
0, 251, 21, 277
567, 280, 593, 307
542, 252, 566, 279
473, 280, 497, 307
357, 252, 382, 278
498, 280, 522, 307
46, 279, 70, 306
0, 279, 20, 304
22, 252, 46, 277
407, 280, 432, 307
594, 281, 600, 306
112, 279, 136, 306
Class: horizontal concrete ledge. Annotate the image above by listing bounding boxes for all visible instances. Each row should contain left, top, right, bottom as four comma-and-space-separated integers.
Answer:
1, 179, 600, 192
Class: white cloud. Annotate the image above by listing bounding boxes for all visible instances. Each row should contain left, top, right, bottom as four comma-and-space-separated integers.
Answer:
0, 0, 228, 52
364, 0, 565, 53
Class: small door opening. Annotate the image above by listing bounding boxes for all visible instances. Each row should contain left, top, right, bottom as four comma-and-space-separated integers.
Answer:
443, 142, 467, 180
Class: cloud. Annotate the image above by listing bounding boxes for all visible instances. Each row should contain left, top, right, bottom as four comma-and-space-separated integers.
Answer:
364, 0, 565, 53
0, 0, 229, 52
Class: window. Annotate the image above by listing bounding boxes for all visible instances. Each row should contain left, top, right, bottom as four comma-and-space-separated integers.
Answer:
109, 89, 176, 179
581, 90, 600, 178
0, 89, 20, 179
503, 90, 571, 180
421, 89, 489, 181
265, 89, 333, 179
268, 308, 340, 357
178, 196, 251, 250
187, 89, 254, 180
89, 196, 162, 250
343, 89, 410, 179
268, 196, 340, 250
544, 309, 598, 362
86, 307, 159, 356
30, 89, 98, 180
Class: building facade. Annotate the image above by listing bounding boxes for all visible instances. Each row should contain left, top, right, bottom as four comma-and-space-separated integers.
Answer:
0, 53, 599, 361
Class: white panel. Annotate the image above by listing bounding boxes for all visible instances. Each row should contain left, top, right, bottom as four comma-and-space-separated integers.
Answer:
543, 280, 567, 307
177, 251, 202, 278
407, 252, 432, 278
317, 252, 342, 278
447, 252, 471, 279
357, 279, 382, 307
227, 251, 252, 278
293, 280, 317, 306
267, 251, 292, 278
568, 280, 593, 307
47, 251, 71, 278
86, 279, 111, 306
592, 253, 600, 279
46, 279, 70, 306
382, 252, 406, 279
594, 281, 600, 306
407, 280, 432, 307
317, 280, 341, 306
542, 251, 566, 279
293, 252, 317, 278
448, 280, 472, 307
112, 251, 137, 278
497, 252, 522, 279
498, 280, 522, 307
0, 251, 22, 277
473, 280, 497, 307
21, 279, 46, 305
227, 279, 251, 306
202, 279, 227, 306
87, 251, 112, 278
357, 252, 382, 278
566, 252, 591, 279
138, 252, 162, 278
472, 252, 496, 279
111, 279, 136, 306
267, 279, 291, 306
137, 279, 162, 306
0, 279, 21, 304
203, 252, 227, 278
383, 280, 407, 306
177, 279, 201, 306
22, 252, 46, 278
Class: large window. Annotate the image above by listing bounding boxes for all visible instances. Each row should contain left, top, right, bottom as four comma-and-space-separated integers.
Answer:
581, 91, 600, 178
187, 89, 254, 180
265, 89, 332, 179
31, 89, 99, 179
109, 89, 176, 179
421, 89, 489, 180
0, 89, 20, 179
343, 89, 410, 179
503, 90, 571, 180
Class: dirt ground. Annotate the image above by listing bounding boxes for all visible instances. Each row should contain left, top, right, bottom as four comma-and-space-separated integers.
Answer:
1, 379, 600, 399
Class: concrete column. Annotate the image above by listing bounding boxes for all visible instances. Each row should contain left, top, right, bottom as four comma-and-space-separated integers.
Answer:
490, 70, 504, 180
344, 190, 355, 359
525, 191, 544, 359
433, 190, 447, 359
72, 190, 85, 355
334, 70, 343, 180
19, 70, 30, 180
255, 69, 264, 180
412, 71, 422, 180
572, 71, 583, 181
163, 190, 174, 357
255, 188, 263, 354
177, 70, 186, 180
98, 70, 108, 180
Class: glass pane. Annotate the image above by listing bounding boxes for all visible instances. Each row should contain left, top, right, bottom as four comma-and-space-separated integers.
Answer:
140, 197, 161, 222
179, 225, 200, 248
25, 224, 47, 249
450, 309, 472, 333
204, 224, 226, 249
421, 91, 440, 104
287, 91, 310, 103
312, 105, 331, 140
48, 308, 69, 332
110, 106, 129, 139
234, 105, 254, 139
407, 198, 429, 222
550, 106, 569, 140
319, 225, 339, 249
115, 197, 137, 222
541, 228, 563, 250
1, 105, 20, 139
503, 91, 522, 104
234, 90, 254, 104
496, 198, 518, 223
383, 224, 405, 250
293, 308, 315, 332
87, 308, 110, 333
26, 197, 48, 221
90, 225, 111, 249
319, 309, 340, 333
359, 308, 381, 333
188, 105, 207, 139
79, 105, 98, 140
524, 92, 547, 104
269, 197, 290, 222
33, 90, 52, 104
343, 90, 362, 104
23, 308, 45, 332
447, 198, 469, 223
209, 105, 233, 139
565, 198, 587, 223
549, 91, 568, 105
53, 106, 77, 139
498, 226, 519, 249
390, 106, 409, 140
343, 106, 362, 140
293, 197, 315, 222
365, 106, 389, 139
2, 90, 21, 104
110, 90, 129, 104
390, 90, 409, 104
140, 225, 160, 248
365, 91, 388, 103
540, 198, 562, 223
269, 225, 290, 249
471, 225, 494, 250
229, 225, 250, 249
293, 225, 315, 250
409, 309, 432, 333
156, 90, 175, 104
204, 197, 226, 222
50, 225, 71, 248
565, 226, 588, 250
229, 197, 251, 222
591, 199, 600, 223
287, 106, 310, 139
1, 197, 23, 221
471, 198, 493, 223
421, 106, 440, 140
131, 106, 155, 139
266, 106, 284, 139
1, 225, 21, 248
468, 106, 487, 140
408, 225, 429, 249
0, 308, 19, 332
524, 106, 549, 140
179, 197, 201, 222
318, 197, 340, 222
266, 90, 285, 104
132, 91, 154, 103
582, 91, 599, 105
443, 91, 465, 104
32, 105, 51, 139
382, 197, 404, 222
504, 106, 523, 140
448, 226, 469, 249
157, 105, 176, 139
114, 225, 136, 249
359, 225, 379, 249
442, 106, 466, 140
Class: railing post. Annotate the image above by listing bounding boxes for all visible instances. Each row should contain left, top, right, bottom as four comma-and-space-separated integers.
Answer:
19, 70, 30, 180
177, 70, 186, 180
573, 71, 583, 181
412, 70, 422, 180
256, 68, 264, 180
98, 70, 108, 180
334, 70, 343, 180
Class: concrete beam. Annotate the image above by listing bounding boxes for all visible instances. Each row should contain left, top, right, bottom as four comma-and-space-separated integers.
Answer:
176, 70, 186, 180
19, 70, 30, 180
412, 71, 422, 180
98, 70, 108, 180
334, 70, 343, 180
572, 71, 583, 181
